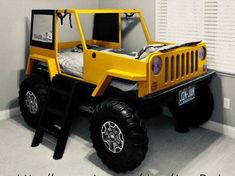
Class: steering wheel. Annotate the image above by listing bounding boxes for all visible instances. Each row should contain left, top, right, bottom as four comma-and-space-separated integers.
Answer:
76, 44, 92, 51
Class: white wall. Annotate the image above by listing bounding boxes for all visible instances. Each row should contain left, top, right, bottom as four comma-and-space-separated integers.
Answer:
0, 0, 98, 111
210, 75, 235, 127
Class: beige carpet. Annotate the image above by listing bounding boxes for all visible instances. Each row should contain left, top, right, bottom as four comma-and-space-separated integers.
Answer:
0, 114, 235, 176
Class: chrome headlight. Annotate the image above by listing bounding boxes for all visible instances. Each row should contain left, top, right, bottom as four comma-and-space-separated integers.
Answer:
200, 47, 207, 60
152, 57, 162, 75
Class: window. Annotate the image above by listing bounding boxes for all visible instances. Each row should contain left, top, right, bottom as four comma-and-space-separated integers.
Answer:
93, 13, 119, 43
30, 10, 55, 50
32, 15, 53, 43
155, 0, 235, 74
58, 13, 81, 43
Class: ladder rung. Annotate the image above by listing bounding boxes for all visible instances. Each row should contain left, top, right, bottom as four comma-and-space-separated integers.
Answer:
41, 126, 60, 138
53, 124, 62, 131
46, 106, 67, 118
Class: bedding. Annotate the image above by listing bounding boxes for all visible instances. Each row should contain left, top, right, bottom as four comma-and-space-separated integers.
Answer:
58, 47, 84, 77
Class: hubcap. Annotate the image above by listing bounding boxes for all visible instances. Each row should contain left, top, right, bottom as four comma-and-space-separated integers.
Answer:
101, 121, 124, 154
25, 91, 38, 114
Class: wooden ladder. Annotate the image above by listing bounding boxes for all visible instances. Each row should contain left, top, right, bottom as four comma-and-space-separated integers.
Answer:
31, 75, 77, 159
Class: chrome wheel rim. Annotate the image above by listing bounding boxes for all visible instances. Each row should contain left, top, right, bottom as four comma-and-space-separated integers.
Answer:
25, 91, 38, 114
101, 121, 124, 154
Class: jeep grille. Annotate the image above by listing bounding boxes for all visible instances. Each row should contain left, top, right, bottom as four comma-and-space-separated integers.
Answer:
164, 50, 199, 83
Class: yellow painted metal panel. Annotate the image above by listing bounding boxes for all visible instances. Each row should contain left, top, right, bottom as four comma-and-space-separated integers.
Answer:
91, 75, 112, 97
83, 49, 147, 85
27, 8, 209, 98
26, 54, 59, 79
91, 68, 146, 97
139, 12, 152, 43
54, 12, 61, 74
107, 69, 146, 81
57, 9, 140, 14
74, 13, 87, 50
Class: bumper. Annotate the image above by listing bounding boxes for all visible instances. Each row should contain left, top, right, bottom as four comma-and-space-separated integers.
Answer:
143, 69, 216, 100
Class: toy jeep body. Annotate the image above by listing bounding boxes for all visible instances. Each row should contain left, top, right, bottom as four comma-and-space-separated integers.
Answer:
19, 9, 215, 172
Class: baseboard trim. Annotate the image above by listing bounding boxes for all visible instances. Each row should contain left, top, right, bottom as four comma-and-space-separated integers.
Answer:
202, 120, 235, 139
0, 107, 20, 121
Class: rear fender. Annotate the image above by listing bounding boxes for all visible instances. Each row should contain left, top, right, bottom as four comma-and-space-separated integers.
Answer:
26, 55, 59, 80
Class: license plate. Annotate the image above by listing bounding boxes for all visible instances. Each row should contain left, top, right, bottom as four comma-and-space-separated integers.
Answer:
178, 86, 195, 106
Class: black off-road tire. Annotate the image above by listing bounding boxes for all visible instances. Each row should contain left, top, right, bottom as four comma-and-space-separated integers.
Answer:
169, 86, 214, 127
19, 74, 48, 128
90, 98, 148, 173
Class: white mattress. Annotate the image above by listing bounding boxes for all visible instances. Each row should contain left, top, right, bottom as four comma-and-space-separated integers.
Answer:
59, 48, 84, 77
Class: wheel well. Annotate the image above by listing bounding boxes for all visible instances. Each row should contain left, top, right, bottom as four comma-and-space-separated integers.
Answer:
31, 61, 50, 82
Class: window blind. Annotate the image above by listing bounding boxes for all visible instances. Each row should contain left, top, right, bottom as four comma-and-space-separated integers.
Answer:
155, 0, 235, 74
